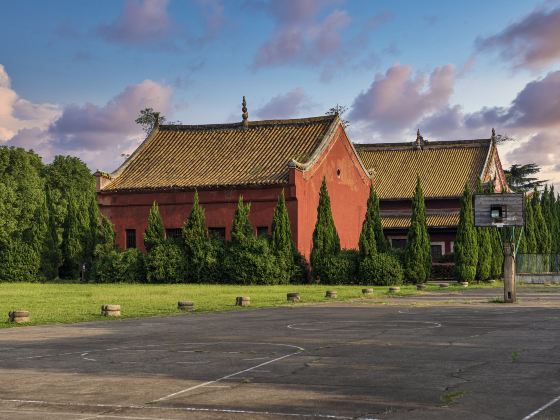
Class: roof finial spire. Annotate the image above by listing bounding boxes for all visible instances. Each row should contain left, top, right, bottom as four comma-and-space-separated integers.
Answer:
415, 128, 424, 149
242, 96, 248, 128
491, 127, 496, 140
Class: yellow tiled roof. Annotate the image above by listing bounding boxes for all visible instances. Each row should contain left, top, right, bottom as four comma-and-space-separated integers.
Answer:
382, 212, 460, 229
355, 140, 492, 199
104, 116, 337, 191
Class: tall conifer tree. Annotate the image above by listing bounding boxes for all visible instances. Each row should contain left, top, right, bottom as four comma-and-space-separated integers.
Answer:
533, 189, 552, 255
144, 201, 165, 252
271, 190, 295, 276
183, 191, 217, 282
404, 177, 431, 283
311, 178, 340, 277
454, 184, 478, 281
359, 183, 378, 258
231, 196, 253, 243
476, 178, 492, 281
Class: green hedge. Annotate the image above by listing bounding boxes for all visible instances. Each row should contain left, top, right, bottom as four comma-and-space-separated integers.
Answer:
359, 253, 403, 286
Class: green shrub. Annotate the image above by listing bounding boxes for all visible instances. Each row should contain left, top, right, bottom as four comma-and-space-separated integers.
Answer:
0, 240, 41, 282
291, 248, 310, 283
145, 242, 186, 283
359, 253, 404, 286
91, 249, 145, 283
222, 236, 283, 284
318, 250, 359, 284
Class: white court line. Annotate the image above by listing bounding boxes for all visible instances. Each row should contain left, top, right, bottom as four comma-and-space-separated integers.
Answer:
151, 343, 305, 402
521, 394, 560, 420
0, 399, 354, 419
287, 320, 442, 331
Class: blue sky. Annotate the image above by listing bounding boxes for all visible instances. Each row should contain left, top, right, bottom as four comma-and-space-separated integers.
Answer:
1, 0, 560, 183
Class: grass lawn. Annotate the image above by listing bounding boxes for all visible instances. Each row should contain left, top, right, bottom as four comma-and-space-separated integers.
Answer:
0, 281, 501, 328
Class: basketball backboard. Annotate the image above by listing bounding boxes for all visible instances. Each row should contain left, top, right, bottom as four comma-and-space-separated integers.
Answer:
474, 193, 524, 227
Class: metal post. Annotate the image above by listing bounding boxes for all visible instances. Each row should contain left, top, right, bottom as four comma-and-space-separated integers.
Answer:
503, 243, 516, 303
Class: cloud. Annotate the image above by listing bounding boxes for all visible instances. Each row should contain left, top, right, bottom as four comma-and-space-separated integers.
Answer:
253, 4, 350, 68
97, 0, 175, 45
0, 64, 60, 141
507, 131, 560, 167
5, 75, 173, 171
476, 5, 560, 70
348, 64, 455, 136
254, 87, 313, 119
97, 0, 225, 48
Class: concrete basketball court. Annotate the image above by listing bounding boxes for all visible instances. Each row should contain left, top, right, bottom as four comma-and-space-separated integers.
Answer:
1, 286, 559, 419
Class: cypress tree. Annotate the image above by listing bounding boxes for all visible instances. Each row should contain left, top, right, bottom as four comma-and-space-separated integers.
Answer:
359, 183, 378, 258
476, 178, 492, 281
270, 190, 295, 277
533, 189, 552, 255
231, 196, 253, 243
404, 176, 431, 283
454, 184, 478, 281
183, 191, 218, 282
144, 201, 165, 252
310, 178, 341, 277
371, 185, 388, 252
96, 214, 116, 256
524, 196, 537, 253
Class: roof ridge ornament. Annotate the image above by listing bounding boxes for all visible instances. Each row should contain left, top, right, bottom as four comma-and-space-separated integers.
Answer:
415, 128, 425, 149
491, 127, 496, 142
242, 96, 249, 128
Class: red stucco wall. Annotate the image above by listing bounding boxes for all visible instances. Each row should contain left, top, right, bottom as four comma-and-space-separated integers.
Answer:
293, 125, 371, 259
98, 186, 297, 252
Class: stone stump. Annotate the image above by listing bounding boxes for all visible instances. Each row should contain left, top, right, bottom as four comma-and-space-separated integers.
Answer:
287, 292, 300, 303
325, 290, 337, 298
101, 304, 121, 317
8, 310, 29, 323
388, 286, 400, 293
362, 288, 373, 295
236, 296, 250, 307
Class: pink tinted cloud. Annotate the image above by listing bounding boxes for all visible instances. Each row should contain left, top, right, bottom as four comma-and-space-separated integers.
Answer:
97, 0, 174, 45
255, 87, 312, 119
8, 79, 173, 172
349, 64, 455, 135
253, 0, 350, 68
476, 6, 560, 70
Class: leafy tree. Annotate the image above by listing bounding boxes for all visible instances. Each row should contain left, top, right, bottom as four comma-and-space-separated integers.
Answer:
60, 197, 83, 279
43, 155, 101, 279
504, 164, 546, 192
135, 108, 166, 135
476, 178, 492, 281
144, 201, 165, 252
311, 178, 341, 279
270, 190, 295, 281
145, 242, 186, 283
359, 183, 378, 258
404, 177, 431, 283
454, 184, 478, 282
325, 104, 350, 128
0, 147, 48, 281
95, 214, 116, 257
182, 191, 219, 282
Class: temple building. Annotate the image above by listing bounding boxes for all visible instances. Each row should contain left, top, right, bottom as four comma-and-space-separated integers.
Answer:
96, 100, 371, 258
96, 98, 508, 262
355, 130, 507, 259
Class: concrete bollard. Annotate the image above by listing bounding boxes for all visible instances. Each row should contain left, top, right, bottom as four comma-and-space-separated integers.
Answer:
416, 283, 427, 290
362, 288, 374, 295
287, 292, 300, 303
235, 296, 250, 307
388, 286, 401, 293
178, 301, 194, 311
325, 290, 337, 298
101, 304, 121, 317
460, 282, 469, 287
439, 283, 450, 288
8, 310, 30, 323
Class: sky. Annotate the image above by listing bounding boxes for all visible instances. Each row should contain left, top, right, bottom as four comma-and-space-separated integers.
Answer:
1, 0, 560, 186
